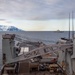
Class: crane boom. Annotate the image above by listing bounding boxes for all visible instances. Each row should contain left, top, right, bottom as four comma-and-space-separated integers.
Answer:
6, 43, 72, 64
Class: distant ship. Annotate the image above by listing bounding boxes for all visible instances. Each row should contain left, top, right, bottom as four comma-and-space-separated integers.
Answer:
54, 30, 64, 33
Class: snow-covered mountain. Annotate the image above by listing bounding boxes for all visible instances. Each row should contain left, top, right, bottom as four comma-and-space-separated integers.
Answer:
0, 25, 23, 31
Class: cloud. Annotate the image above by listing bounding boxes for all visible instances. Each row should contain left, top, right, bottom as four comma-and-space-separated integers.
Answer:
0, 19, 6, 21
43, 0, 60, 5
0, 0, 75, 20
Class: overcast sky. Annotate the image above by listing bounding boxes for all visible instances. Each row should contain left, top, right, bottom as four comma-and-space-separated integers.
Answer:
0, 0, 75, 31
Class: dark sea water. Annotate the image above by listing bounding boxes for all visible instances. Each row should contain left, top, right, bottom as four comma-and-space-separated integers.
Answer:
0, 31, 74, 68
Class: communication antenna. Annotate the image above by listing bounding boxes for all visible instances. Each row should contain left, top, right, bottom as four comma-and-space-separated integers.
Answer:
72, 11, 74, 39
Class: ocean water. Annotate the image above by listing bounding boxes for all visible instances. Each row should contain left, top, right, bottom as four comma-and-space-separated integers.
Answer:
0, 31, 73, 68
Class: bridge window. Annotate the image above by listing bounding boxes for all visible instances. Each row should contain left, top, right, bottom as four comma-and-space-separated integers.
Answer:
18, 47, 29, 56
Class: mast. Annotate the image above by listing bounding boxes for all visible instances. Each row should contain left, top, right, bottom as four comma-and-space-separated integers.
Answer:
72, 11, 74, 39
69, 13, 70, 39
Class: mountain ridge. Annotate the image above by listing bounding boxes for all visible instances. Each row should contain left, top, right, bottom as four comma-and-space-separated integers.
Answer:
0, 25, 23, 31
